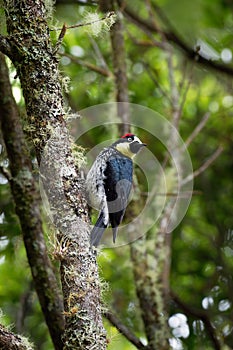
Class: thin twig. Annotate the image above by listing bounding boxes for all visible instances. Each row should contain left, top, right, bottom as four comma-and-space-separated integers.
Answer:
50, 12, 115, 32
127, 34, 164, 49
125, 13, 167, 50
125, 16, 164, 49
89, 35, 110, 71
185, 112, 210, 148
53, 23, 67, 54
56, 0, 97, 5
182, 146, 224, 186
61, 53, 113, 77
51, 12, 115, 55
104, 311, 148, 350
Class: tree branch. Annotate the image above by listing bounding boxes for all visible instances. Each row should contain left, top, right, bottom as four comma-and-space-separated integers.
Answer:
185, 112, 210, 148
3, 1, 106, 348
120, 2, 233, 77
62, 52, 113, 77
56, 0, 97, 5
51, 11, 115, 32
182, 146, 224, 185
104, 312, 148, 350
0, 52, 65, 350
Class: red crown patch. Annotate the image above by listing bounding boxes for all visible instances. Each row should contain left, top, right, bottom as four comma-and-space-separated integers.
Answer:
121, 133, 135, 139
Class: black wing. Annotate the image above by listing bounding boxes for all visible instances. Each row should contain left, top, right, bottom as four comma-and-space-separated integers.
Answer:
104, 156, 133, 242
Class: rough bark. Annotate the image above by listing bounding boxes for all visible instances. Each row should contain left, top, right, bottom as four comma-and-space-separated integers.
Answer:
2, 0, 106, 349
0, 324, 33, 350
130, 235, 170, 350
0, 52, 64, 350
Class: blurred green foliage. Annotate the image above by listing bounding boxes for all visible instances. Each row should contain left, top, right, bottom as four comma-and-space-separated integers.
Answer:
1, 0, 233, 349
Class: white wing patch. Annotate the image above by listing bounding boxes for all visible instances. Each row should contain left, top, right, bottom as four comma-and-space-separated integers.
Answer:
86, 147, 116, 226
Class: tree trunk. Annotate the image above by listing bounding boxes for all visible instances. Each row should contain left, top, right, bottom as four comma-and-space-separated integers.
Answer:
1, 0, 106, 348
0, 52, 64, 350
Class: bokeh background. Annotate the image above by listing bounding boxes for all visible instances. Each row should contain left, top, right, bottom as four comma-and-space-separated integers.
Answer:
0, 1, 233, 349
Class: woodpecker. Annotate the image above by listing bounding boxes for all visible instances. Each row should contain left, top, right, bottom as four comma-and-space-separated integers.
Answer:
86, 133, 146, 247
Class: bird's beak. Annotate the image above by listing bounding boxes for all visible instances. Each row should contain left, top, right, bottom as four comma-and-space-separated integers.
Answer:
140, 143, 147, 147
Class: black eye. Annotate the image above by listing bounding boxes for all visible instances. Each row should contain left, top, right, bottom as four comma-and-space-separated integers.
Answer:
128, 137, 133, 141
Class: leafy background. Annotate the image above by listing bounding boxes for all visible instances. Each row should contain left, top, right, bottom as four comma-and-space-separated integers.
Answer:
0, 0, 233, 349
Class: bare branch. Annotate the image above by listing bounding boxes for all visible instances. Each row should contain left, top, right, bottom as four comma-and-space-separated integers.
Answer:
185, 112, 210, 148
127, 32, 164, 49
51, 12, 115, 31
0, 52, 64, 350
52, 12, 116, 56
89, 35, 110, 71
182, 146, 224, 185
62, 52, 113, 77
56, 0, 97, 5
120, 3, 233, 77
104, 312, 148, 350
125, 18, 166, 50
53, 23, 67, 54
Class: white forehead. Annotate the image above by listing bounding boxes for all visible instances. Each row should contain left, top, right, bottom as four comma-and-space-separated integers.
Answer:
133, 136, 142, 143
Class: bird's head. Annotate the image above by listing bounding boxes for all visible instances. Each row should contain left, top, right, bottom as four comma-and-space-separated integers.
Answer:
112, 133, 147, 158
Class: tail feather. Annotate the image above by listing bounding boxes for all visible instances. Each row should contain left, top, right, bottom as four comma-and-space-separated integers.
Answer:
112, 227, 118, 244
90, 211, 107, 247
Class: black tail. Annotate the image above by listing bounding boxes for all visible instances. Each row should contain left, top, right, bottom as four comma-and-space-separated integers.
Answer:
90, 211, 107, 247
112, 227, 118, 244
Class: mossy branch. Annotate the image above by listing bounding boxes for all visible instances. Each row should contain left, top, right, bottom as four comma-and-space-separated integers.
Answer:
2, 1, 107, 349
0, 52, 65, 350
0, 324, 34, 350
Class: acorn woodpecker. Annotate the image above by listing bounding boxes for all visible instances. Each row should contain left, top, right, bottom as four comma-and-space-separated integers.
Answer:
86, 133, 146, 247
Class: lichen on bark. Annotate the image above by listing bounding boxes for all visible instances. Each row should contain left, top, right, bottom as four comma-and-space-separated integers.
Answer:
2, 0, 107, 348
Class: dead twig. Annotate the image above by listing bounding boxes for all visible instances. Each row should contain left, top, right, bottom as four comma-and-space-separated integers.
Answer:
104, 311, 149, 350
61, 53, 113, 77
185, 112, 210, 148
51, 12, 116, 54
